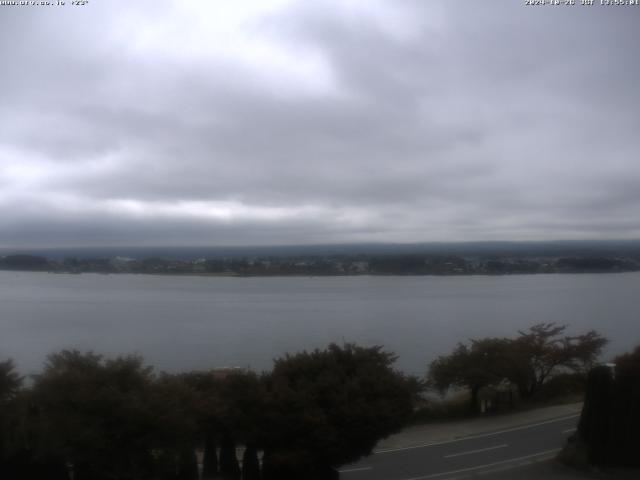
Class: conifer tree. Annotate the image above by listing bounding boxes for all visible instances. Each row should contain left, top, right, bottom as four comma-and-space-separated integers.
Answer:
202, 432, 218, 479
241, 444, 260, 480
219, 433, 241, 480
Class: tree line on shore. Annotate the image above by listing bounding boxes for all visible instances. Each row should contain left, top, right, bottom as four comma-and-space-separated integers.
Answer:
0, 344, 419, 480
428, 324, 640, 470
1, 253, 639, 276
427, 323, 608, 413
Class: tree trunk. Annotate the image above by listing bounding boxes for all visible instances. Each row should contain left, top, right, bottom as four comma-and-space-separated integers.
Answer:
177, 447, 199, 480
202, 433, 218, 480
259, 450, 274, 480
241, 444, 261, 480
259, 449, 299, 480
610, 361, 640, 467
470, 385, 481, 414
219, 433, 241, 480
578, 366, 614, 466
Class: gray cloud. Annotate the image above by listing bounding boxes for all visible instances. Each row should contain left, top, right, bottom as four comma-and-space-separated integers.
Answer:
1, 0, 639, 247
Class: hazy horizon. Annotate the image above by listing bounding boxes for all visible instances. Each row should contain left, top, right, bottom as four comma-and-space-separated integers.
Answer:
3, 238, 640, 261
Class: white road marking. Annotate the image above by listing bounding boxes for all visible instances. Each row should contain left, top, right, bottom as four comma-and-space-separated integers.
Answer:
400, 448, 561, 480
376, 414, 579, 454
443, 444, 508, 459
338, 466, 373, 473
562, 427, 577, 434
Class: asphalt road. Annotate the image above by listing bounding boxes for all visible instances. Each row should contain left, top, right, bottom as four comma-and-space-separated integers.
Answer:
339, 414, 580, 480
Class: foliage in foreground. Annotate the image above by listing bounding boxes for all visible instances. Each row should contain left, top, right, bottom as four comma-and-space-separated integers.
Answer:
0, 344, 419, 480
562, 345, 640, 468
262, 344, 420, 478
427, 323, 608, 413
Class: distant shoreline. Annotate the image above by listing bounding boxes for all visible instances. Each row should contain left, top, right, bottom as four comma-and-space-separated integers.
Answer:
2, 249, 639, 278
2, 268, 639, 279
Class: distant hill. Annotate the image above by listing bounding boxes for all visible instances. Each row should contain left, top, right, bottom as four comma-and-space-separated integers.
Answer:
0, 254, 49, 270
1, 242, 639, 276
2, 240, 640, 260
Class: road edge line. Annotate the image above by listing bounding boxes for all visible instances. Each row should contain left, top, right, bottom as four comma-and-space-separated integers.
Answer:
375, 414, 579, 454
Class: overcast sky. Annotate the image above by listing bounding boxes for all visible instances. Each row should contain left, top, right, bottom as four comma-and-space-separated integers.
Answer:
1, 0, 639, 248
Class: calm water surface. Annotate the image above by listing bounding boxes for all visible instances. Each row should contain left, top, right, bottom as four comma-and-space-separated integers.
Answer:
1, 271, 638, 375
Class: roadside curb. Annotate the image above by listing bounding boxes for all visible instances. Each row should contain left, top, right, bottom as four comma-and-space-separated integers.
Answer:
374, 403, 583, 453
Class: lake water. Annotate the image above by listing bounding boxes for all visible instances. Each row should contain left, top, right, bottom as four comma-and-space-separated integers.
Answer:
1, 271, 638, 376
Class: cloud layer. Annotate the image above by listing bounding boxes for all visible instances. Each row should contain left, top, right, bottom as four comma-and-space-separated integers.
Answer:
1, 0, 639, 247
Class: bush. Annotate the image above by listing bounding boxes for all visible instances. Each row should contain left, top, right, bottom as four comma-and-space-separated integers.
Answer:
530, 373, 586, 403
